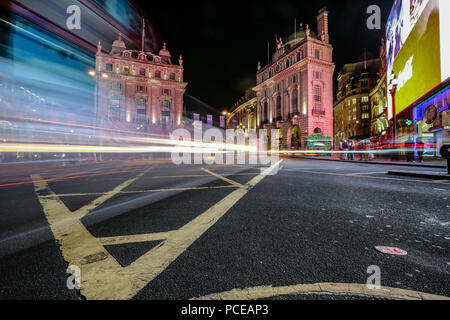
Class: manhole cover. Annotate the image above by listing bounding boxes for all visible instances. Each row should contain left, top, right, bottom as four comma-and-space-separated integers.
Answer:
375, 246, 407, 256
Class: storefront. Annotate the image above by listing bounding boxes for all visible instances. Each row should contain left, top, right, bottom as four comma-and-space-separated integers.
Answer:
413, 80, 450, 157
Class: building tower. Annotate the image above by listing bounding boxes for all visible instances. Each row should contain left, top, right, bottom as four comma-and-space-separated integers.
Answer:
317, 7, 329, 44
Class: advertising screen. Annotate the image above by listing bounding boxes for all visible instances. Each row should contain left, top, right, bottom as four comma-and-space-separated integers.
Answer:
386, 0, 450, 118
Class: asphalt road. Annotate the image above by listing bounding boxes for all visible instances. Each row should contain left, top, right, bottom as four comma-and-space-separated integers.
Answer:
0, 157, 449, 300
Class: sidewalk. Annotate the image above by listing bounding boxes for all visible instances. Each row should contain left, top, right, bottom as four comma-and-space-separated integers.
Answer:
387, 170, 450, 180
281, 153, 447, 168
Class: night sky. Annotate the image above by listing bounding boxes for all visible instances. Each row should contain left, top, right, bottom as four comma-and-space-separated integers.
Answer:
139, 0, 393, 111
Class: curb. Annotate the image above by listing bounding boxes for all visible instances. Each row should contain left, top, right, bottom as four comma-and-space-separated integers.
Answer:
281, 155, 447, 169
387, 170, 450, 180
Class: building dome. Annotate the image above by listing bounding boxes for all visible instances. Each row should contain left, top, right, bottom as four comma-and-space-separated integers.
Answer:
110, 32, 126, 55
284, 29, 316, 45
158, 43, 171, 57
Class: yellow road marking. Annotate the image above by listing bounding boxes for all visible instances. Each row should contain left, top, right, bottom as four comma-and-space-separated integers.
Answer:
191, 282, 450, 300
151, 173, 257, 179
201, 168, 246, 188
70, 168, 152, 219
32, 161, 282, 300
99, 232, 175, 245
39, 185, 238, 198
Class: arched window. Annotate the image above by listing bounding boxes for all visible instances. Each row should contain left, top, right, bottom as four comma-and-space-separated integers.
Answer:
161, 100, 171, 125
314, 127, 322, 134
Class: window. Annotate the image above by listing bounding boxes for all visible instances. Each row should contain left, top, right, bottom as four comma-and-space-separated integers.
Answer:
137, 85, 146, 93
362, 105, 369, 111
111, 82, 120, 90
163, 89, 171, 95
353, 115, 357, 120
170, 73, 176, 80
347, 100, 351, 106
106, 64, 113, 72
297, 52, 301, 61
315, 49, 320, 59
286, 60, 290, 68
137, 98, 146, 107
161, 100, 171, 125
362, 96, 369, 103
123, 66, 129, 75
155, 71, 161, 78
314, 86, 322, 104
139, 68, 146, 76
352, 98, 357, 104
292, 88, 298, 113
362, 113, 370, 119
313, 86, 324, 115
293, 76, 296, 83
276, 95, 282, 120
111, 95, 121, 106
353, 106, 357, 113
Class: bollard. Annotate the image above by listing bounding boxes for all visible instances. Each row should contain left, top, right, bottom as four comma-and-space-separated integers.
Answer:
440, 144, 450, 175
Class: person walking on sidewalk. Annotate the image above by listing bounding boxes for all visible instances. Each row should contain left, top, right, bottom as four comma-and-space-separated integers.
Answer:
339, 140, 344, 160
342, 140, 349, 160
358, 141, 365, 161
405, 137, 415, 162
348, 140, 355, 160
417, 137, 425, 163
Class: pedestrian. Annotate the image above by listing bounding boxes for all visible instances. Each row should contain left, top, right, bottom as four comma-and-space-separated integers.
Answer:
405, 137, 415, 162
358, 141, 365, 161
417, 137, 425, 163
339, 140, 344, 160
348, 140, 355, 160
342, 140, 348, 160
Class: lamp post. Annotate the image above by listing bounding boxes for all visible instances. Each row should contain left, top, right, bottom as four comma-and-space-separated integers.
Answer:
89, 70, 100, 161
388, 71, 399, 145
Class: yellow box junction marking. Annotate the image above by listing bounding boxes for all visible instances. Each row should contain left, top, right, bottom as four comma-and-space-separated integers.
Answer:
32, 162, 282, 300
191, 282, 450, 300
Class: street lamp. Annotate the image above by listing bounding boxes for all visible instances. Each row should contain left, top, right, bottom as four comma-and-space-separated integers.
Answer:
388, 71, 399, 145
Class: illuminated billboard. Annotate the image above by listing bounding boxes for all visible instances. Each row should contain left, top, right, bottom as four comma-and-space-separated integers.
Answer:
386, 0, 450, 119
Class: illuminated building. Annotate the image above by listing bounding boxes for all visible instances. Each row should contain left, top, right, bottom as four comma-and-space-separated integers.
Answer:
226, 89, 257, 131
253, 7, 335, 149
94, 33, 187, 133
370, 38, 389, 139
386, 0, 450, 152
333, 57, 380, 145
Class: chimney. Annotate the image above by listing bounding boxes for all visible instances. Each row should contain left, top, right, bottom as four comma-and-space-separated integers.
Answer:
317, 7, 329, 43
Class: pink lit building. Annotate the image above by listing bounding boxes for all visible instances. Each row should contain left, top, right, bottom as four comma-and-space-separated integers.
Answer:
253, 7, 335, 148
94, 33, 187, 134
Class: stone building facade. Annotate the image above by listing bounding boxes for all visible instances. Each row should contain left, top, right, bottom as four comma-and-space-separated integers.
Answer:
94, 33, 187, 134
253, 7, 335, 149
226, 89, 257, 131
333, 58, 380, 145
